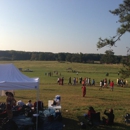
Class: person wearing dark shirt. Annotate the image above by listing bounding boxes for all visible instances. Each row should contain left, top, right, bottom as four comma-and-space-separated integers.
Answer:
102, 108, 114, 125
68, 77, 72, 85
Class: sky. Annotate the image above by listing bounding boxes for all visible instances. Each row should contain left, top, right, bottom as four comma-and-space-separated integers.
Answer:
0, 0, 129, 56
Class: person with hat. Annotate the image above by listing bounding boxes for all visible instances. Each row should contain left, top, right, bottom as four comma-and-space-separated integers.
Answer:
5, 92, 15, 119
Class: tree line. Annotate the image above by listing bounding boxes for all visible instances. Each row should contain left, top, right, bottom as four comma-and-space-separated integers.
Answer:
0, 50, 126, 64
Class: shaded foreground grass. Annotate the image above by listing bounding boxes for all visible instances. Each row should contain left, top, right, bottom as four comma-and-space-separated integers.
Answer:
0, 61, 130, 130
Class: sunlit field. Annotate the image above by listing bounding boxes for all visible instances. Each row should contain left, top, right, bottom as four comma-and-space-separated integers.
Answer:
0, 61, 130, 130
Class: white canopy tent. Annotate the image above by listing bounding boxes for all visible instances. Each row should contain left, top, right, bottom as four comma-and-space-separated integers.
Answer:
0, 63, 39, 90
0, 63, 40, 129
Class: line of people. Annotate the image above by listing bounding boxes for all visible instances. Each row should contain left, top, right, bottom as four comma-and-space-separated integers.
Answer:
117, 78, 128, 87
68, 77, 95, 86
99, 79, 114, 91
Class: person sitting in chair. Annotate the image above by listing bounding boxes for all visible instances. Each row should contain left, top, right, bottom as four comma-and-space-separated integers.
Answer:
26, 100, 33, 108
84, 106, 96, 121
102, 108, 115, 125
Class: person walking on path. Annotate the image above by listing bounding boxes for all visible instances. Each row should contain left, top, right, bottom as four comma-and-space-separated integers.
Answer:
99, 80, 103, 90
68, 77, 72, 85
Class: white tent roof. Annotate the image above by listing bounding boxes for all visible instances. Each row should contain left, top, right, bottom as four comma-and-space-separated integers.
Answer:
0, 63, 39, 90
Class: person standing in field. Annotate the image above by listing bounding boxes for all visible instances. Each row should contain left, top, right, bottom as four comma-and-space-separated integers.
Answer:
102, 79, 104, 88
82, 79, 85, 86
76, 77, 78, 84
57, 77, 59, 84
82, 83, 86, 97
61, 77, 64, 85
73, 77, 76, 85
110, 81, 114, 91
117, 78, 119, 85
125, 80, 128, 86
79, 77, 82, 84
91, 79, 95, 86
99, 80, 103, 90
68, 77, 72, 85
108, 79, 111, 86
104, 78, 107, 88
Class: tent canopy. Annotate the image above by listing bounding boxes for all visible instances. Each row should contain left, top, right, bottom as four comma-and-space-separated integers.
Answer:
0, 63, 39, 90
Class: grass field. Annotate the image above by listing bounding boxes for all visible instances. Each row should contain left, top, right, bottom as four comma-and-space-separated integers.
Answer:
0, 61, 130, 130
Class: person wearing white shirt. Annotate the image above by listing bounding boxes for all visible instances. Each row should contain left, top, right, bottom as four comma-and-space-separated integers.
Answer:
26, 100, 33, 108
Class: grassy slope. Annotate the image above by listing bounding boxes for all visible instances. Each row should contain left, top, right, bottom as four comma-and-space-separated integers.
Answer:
0, 61, 130, 130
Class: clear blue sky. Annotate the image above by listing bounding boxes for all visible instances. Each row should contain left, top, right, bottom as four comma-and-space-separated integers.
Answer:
0, 0, 129, 55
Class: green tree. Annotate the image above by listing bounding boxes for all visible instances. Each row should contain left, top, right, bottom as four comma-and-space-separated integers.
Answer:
100, 50, 115, 64
57, 53, 66, 61
97, 0, 130, 78
97, 0, 130, 48
120, 48, 130, 79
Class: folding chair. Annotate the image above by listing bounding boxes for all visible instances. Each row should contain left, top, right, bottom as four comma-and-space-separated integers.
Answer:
89, 112, 101, 130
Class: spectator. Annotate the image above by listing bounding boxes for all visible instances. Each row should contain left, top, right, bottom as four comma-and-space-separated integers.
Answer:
87, 106, 96, 119
26, 100, 33, 108
84, 106, 96, 121
102, 108, 115, 125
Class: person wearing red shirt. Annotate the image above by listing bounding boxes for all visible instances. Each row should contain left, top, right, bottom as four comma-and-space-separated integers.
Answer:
87, 106, 96, 119
84, 106, 96, 123
82, 83, 86, 97
110, 81, 114, 91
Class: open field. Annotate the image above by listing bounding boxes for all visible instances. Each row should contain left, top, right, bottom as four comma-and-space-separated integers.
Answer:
0, 61, 130, 130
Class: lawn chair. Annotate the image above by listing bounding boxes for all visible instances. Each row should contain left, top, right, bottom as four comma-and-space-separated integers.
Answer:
88, 112, 101, 130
